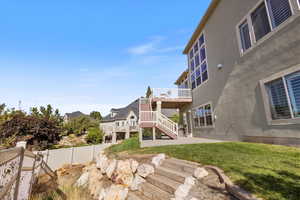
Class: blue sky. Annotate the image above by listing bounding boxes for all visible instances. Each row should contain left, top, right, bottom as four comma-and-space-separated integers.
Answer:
0, 0, 210, 115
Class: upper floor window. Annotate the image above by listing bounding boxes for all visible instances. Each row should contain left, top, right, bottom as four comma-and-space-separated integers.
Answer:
261, 67, 300, 124
251, 2, 271, 41
239, 21, 252, 52
189, 33, 208, 90
238, 0, 294, 54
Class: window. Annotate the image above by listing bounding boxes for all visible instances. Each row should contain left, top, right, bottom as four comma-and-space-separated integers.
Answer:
238, 0, 294, 54
264, 70, 300, 121
266, 0, 292, 28
189, 33, 208, 90
251, 3, 271, 41
194, 42, 199, 53
239, 21, 252, 52
193, 103, 214, 128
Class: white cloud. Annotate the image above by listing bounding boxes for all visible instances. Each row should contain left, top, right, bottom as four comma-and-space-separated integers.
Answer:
127, 42, 155, 55
127, 36, 183, 56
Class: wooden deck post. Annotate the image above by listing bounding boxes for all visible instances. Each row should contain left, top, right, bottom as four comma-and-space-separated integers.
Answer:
152, 127, 156, 141
139, 128, 143, 144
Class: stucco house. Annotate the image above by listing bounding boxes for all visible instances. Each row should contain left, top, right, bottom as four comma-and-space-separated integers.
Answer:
177, 0, 300, 146
139, 0, 300, 147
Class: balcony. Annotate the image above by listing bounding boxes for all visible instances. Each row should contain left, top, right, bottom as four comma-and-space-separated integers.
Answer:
150, 88, 192, 108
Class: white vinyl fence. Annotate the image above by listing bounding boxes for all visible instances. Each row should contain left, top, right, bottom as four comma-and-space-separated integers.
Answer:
37, 144, 111, 170
0, 143, 110, 200
0, 147, 56, 200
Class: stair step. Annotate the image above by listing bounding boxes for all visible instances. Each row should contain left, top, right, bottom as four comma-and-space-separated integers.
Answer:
146, 174, 181, 194
161, 158, 200, 174
139, 182, 174, 200
156, 166, 191, 183
156, 125, 177, 139
127, 191, 151, 200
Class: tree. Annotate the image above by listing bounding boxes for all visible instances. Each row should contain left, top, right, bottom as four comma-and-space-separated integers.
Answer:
30, 105, 63, 126
64, 115, 99, 136
0, 114, 61, 150
85, 127, 103, 144
170, 114, 180, 123
90, 111, 102, 120
146, 86, 152, 98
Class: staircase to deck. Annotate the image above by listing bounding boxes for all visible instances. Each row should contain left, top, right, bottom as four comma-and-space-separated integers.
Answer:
127, 158, 200, 200
139, 98, 178, 140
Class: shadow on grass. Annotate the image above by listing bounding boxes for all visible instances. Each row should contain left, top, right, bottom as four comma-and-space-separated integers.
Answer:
235, 170, 300, 200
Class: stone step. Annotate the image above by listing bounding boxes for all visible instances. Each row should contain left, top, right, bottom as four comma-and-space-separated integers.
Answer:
127, 191, 151, 200
146, 174, 181, 194
139, 182, 174, 200
161, 158, 200, 174
156, 166, 191, 183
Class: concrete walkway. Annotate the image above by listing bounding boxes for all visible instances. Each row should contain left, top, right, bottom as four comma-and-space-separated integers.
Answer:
141, 137, 225, 148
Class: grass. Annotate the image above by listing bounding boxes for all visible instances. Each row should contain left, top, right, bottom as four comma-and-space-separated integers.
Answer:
107, 138, 300, 200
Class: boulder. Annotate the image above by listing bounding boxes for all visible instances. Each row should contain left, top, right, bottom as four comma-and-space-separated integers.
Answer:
193, 168, 209, 179
151, 154, 166, 168
184, 176, 196, 187
75, 172, 89, 187
113, 160, 134, 187
113, 172, 134, 187
130, 175, 146, 191
96, 153, 109, 174
116, 160, 132, 174
174, 184, 191, 199
98, 188, 106, 200
130, 159, 139, 173
106, 159, 117, 179
88, 166, 104, 198
137, 164, 154, 178
104, 185, 128, 200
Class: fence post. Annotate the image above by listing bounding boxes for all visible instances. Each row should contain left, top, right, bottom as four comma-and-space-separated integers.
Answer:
14, 147, 24, 200
70, 147, 74, 165
92, 145, 96, 161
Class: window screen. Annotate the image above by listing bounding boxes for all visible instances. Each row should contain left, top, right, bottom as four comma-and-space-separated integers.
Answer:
286, 72, 300, 118
251, 3, 271, 41
239, 21, 252, 51
266, 78, 291, 120
266, 0, 292, 28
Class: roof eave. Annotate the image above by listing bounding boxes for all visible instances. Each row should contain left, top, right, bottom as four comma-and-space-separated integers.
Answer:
183, 0, 220, 54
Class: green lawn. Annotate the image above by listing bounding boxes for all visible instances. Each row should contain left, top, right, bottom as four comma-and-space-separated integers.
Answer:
107, 138, 300, 200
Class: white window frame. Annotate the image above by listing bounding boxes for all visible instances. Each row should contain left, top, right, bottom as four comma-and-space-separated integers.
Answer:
192, 102, 214, 129
236, 0, 297, 56
260, 64, 300, 125
188, 30, 209, 90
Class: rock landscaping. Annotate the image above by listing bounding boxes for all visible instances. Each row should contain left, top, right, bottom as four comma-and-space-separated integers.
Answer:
67, 151, 260, 200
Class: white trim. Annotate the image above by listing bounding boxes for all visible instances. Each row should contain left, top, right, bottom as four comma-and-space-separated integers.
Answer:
188, 30, 210, 91
192, 102, 214, 129
260, 64, 300, 125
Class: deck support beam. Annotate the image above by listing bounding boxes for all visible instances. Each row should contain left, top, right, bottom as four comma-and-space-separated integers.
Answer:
152, 127, 156, 141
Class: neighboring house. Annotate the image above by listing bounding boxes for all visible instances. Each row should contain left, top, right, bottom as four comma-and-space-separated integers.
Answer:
171, 0, 300, 146
101, 99, 140, 143
64, 111, 86, 123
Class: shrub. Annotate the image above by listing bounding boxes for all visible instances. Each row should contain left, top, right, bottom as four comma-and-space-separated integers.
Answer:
85, 127, 103, 144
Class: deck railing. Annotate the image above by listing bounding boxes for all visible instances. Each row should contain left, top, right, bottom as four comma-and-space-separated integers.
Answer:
140, 111, 178, 137
151, 88, 192, 99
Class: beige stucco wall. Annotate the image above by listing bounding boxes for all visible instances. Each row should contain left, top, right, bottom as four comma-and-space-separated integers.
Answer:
182, 0, 300, 146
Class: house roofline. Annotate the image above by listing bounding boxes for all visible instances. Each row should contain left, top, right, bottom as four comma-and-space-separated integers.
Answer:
183, 0, 220, 54
174, 69, 189, 85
